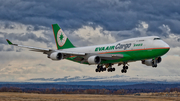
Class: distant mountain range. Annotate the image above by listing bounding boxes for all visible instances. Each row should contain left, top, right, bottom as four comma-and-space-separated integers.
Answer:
28, 75, 180, 85
1, 75, 180, 94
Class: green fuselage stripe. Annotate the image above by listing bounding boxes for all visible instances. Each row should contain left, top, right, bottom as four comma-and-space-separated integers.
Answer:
66, 48, 170, 64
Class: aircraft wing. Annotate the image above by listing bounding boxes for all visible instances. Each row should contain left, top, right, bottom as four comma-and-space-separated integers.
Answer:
6, 39, 124, 60
6, 39, 85, 56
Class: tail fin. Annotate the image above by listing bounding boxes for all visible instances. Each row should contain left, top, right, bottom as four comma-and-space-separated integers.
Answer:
52, 24, 75, 49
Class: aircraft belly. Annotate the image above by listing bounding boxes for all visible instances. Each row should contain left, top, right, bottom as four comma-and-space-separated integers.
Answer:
100, 48, 169, 64
65, 47, 169, 65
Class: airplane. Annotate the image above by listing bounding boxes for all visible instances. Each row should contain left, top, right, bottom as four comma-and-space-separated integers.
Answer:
6, 24, 170, 73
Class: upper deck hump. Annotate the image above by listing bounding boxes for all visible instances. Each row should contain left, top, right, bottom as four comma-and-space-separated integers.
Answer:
116, 36, 159, 43
61, 36, 160, 51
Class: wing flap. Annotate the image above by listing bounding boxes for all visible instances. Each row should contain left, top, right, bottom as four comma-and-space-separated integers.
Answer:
97, 54, 123, 58
58, 51, 85, 55
97, 54, 124, 60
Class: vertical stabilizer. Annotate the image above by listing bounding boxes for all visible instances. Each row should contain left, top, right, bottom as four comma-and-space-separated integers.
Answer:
52, 24, 75, 49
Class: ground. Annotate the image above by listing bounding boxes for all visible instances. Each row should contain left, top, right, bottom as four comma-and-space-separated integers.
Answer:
0, 92, 180, 101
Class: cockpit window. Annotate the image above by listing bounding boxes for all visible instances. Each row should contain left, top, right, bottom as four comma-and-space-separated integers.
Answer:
154, 38, 161, 40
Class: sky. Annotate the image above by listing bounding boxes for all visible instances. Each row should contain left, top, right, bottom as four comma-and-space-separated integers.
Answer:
1, 0, 180, 82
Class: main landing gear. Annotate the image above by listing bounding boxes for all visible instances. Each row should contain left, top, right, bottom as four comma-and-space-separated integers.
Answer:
107, 64, 115, 72
95, 64, 115, 72
95, 65, 106, 72
121, 63, 128, 73
95, 63, 129, 73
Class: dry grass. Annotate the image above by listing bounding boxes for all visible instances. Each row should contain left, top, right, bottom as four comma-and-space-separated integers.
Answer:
0, 92, 180, 101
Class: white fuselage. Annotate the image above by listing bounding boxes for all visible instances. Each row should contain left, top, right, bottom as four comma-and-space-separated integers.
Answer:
61, 36, 169, 54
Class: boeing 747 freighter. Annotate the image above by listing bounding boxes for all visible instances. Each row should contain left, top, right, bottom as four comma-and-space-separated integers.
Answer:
6, 24, 170, 73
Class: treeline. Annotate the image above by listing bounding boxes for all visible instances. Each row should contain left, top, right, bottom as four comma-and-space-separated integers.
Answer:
0, 87, 127, 94
0, 86, 180, 94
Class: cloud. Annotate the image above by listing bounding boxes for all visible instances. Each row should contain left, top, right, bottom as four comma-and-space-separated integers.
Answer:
4, 33, 49, 43
1, 0, 180, 82
0, 20, 179, 81
72, 25, 116, 46
0, 37, 7, 44
0, 21, 54, 51
0, 0, 179, 34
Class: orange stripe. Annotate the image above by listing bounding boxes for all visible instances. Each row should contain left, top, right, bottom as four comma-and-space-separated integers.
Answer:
99, 47, 170, 54
69, 56, 75, 58
51, 25, 58, 50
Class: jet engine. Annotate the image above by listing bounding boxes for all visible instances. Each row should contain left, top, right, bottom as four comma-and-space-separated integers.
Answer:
142, 57, 162, 67
143, 59, 153, 66
87, 56, 101, 65
156, 57, 162, 63
49, 52, 63, 60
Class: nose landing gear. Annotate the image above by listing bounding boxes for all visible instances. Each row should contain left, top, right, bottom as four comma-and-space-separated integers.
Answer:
152, 59, 157, 67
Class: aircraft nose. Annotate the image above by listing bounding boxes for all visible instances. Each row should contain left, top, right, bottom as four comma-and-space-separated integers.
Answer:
155, 40, 170, 48
163, 41, 170, 48
161, 40, 170, 52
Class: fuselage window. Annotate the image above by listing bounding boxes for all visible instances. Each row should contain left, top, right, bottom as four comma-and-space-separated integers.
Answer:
154, 38, 161, 40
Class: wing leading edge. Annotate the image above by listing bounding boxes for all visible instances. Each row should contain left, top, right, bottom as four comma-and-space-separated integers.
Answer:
6, 39, 85, 55
6, 39, 124, 62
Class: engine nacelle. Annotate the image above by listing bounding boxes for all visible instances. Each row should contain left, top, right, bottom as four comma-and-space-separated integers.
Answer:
143, 59, 153, 66
142, 57, 162, 66
49, 52, 63, 60
87, 56, 101, 65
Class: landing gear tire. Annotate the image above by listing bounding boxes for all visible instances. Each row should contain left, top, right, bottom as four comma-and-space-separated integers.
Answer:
152, 64, 157, 68
121, 69, 127, 73
123, 66, 126, 69
123, 66, 128, 69
95, 69, 98, 72
108, 68, 111, 72
122, 63, 128, 73
96, 65, 107, 72
121, 69, 124, 73
108, 68, 115, 72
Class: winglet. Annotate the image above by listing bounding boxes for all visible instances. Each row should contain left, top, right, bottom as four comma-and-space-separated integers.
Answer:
6, 39, 13, 45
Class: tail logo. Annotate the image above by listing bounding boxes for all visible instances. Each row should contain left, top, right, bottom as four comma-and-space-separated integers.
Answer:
57, 29, 67, 47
